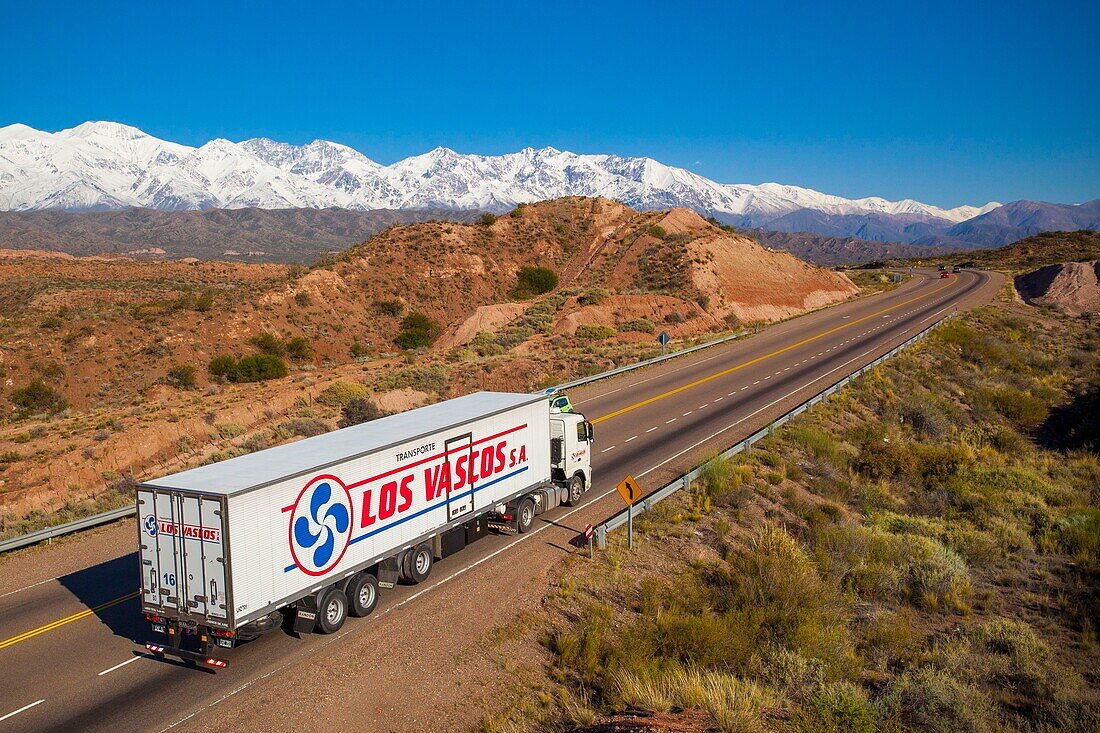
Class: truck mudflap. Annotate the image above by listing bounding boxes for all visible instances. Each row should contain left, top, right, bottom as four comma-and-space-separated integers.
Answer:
145, 642, 228, 669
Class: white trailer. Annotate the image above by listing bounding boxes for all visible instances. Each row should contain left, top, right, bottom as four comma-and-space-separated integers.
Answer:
136, 391, 593, 668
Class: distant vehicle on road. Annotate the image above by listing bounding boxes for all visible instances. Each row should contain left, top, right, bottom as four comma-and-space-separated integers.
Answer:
938, 264, 947, 271
952, 266, 962, 273
137, 391, 594, 669
940, 271, 950, 278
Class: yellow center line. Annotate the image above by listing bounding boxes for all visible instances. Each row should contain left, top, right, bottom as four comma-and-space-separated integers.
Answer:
0, 591, 139, 651
592, 274, 958, 425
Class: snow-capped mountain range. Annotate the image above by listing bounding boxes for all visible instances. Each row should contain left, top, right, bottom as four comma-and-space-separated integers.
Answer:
0, 121, 1000, 229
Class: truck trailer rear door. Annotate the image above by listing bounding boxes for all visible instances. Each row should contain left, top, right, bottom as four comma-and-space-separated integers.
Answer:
445, 433, 474, 521
137, 488, 229, 623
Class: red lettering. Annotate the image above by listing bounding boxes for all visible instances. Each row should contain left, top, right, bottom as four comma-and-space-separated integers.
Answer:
518, 445, 526, 464
398, 474, 414, 512
360, 488, 377, 528
495, 442, 506, 473
379, 481, 397, 520
424, 463, 450, 500
480, 447, 494, 479
455, 455, 469, 491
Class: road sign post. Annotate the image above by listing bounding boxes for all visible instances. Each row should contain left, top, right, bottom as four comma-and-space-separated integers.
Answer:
615, 475, 643, 550
657, 330, 670, 355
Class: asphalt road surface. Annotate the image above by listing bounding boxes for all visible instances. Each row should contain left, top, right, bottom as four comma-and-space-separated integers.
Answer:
0, 269, 1002, 732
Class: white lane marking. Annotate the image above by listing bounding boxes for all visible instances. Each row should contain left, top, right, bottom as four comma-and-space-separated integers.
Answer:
783, 367, 790, 371
764, 375, 771, 380
842, 315, 850, 319
714, 397, 723, 402
920, 304, 955, 324
753, 380, 760, 385
699, 404, 708, 409
98, 656, 141, 676
683, 411, 693, 416
666, 418, 677, 424
0, 700, 45, 723
625, 435, 638, 442
0, 577, 57, 600
601, 446, 615, 453
741, 386, 749, 391
646, 427, 658, 433
728, 391, 737, 396
637, 348, 873, 481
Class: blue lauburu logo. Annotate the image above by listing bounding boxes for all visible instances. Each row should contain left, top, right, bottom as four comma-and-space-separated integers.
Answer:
288, 476, 353, 576
144, 515, 158, 537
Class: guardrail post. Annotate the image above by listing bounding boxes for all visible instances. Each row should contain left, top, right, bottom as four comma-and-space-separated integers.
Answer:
596, 525, 606, 550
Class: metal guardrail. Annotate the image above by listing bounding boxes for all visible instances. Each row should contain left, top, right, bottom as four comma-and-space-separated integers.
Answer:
594, 314, 949, 549
0, 504, 136, 554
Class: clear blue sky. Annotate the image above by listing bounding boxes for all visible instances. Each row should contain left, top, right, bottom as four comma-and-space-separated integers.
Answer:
3, 0, 1097, 207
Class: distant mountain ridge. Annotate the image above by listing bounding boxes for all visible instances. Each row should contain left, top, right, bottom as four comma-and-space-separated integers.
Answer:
1, 121, 1093, 251
0, 121, 993, 221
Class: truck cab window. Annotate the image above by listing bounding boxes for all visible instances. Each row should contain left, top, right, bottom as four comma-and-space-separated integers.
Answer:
576, 421, 588, 443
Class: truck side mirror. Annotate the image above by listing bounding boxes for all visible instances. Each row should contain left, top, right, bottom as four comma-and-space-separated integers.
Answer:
586, 422, 594, 442
550, 437, 563, 462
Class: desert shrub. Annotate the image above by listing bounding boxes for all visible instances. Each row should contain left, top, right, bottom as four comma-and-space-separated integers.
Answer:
612, 667, 775, 731
10, 379, 68, 416
1050, 509, 1100, 562
664, 311, 686, 324
349, 340, 371, 358
877, 666, 990, 733
294, 292, 311, 307
395, 311, 440, 349
576, 324, 616, 340
374, 299, 404, 316
477, 212, 498, 226
375, 364, 449, 394
511, 266, 559, 300
208, 354, 237, 381
316, 380, 370, 406
281, 418, 329, 438
982, 386, 1048, 431
216, 422, 245, 439
166, 364, 198, 389
791, 683, 878, 733
232, 354, 288, 382
578, 289, 607, 306
339, 398, 386, 428
618, 318, 655, 334
252, 332, 285, 356
284, 336, 313, 361
470, 331, 506, 357
647, 224, 668, 239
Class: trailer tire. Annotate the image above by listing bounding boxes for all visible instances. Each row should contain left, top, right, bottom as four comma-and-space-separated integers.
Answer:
516, 498, 535, 533
347, 572, 380, 617
563, 474, 585, 507
316, 587, 349, 634
408, 543, 433, 584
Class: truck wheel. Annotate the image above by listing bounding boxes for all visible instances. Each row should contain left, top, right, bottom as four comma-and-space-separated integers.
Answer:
563, 474, 585, 506
347, 573, 379, 617
408, 543, 433, 584
516, 498, 535, 533
316, 587, 348, 634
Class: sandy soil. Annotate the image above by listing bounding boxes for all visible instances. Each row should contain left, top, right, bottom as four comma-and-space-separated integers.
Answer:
1015, 260, 1100, 315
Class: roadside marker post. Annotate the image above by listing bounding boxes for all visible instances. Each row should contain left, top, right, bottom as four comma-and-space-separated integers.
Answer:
615, 475, 643, 550
584, 523, 594, 558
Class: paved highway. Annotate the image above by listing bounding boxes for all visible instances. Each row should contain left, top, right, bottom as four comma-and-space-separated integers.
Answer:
0, 269, 1001, 732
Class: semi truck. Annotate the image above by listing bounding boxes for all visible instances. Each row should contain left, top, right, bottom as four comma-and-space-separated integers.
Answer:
137, 391, 593, 668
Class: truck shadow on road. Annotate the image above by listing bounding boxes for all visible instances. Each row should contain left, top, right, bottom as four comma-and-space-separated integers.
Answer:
56, 552, 144, 643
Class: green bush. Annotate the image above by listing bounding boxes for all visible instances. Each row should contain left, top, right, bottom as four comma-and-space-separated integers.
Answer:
647, 224, 668, 239
349, 340, 371, 358
166, 364, 198, 389
10, 379, 68, 416
208, 354, 237, 381
576, 324, 616, 340
1051, 509, 1100, 563
510, 266, 559, 300
877, 666, 990, 733
394, 311, 441, 349
477, 212, 498, 226
232, 354, 289, 382
618, 318, 656, 334
252, 332, 285, 356
284, 336, 313, 361
983, 386, 1048, 431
